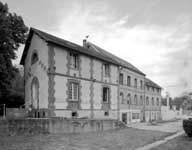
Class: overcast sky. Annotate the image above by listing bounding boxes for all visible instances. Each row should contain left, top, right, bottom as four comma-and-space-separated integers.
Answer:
2, 0, 192, 98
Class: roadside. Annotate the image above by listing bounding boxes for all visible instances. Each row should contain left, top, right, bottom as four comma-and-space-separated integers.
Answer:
127, 119, 183, 133
150, 133, 192, 150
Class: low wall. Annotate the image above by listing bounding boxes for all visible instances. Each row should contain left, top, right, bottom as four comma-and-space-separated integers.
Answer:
6, 108, 28, 119
1, 118, 124, 135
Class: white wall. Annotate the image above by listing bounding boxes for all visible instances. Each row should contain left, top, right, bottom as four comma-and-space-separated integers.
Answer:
24, 34, 49, 109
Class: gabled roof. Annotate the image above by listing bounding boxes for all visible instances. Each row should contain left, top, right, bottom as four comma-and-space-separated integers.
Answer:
87, 42, 145, 75
20, 27, 145, 75
145, 78, 162, 89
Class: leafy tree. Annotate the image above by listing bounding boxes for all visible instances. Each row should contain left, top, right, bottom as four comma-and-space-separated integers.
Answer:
0, 1, 28, 107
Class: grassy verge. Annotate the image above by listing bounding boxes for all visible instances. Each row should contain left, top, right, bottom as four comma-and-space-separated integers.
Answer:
0, 128, 172, 150
151, 134, 192, 150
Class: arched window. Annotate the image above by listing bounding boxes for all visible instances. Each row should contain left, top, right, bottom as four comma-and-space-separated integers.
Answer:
146, 96, 149, 106
152, 97, 154, 106
140, 96, 143, 105
134, 95, 137, 105
120, 92, 124, 104
31, 52, 38, 65
127, 93, 131, 104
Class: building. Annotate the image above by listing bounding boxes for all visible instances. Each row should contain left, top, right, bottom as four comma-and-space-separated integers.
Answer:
144, 78, 162, 122
20, 27, 162, 123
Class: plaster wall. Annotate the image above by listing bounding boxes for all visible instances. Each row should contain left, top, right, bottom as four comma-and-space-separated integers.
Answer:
24, 34, 49, 109
54, 76, 68, 109
54, 46, 68, 74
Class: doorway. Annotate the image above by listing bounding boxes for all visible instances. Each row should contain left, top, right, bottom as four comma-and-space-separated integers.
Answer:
122, 113, 127, 124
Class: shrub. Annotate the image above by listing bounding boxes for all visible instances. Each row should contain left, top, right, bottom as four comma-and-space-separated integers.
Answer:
183, 118, 192, 137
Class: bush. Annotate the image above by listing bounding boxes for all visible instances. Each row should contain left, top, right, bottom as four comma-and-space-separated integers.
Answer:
183, 118, 192, 137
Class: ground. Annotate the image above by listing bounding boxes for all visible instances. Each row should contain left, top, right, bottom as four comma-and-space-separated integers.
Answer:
0, 128, 171, 150
0, 120, 184, 150
151, 134, 192, 150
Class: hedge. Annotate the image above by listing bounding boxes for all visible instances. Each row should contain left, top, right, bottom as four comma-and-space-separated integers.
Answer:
183, 118, 192, 137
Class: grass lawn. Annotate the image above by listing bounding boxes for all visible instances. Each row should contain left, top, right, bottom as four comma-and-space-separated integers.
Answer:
151, 134, 192, 150
0, 127, 172, 150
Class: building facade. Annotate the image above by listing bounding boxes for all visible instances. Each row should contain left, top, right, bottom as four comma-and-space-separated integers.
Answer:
20, 28, 162, 123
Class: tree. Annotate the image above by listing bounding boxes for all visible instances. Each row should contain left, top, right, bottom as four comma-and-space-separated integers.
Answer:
0, 1, 28, 106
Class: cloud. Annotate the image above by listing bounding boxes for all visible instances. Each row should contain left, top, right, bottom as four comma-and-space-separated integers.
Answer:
8, 0, 191, 97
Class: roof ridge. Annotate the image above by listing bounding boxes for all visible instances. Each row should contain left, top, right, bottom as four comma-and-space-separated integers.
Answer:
87, 42, 145, 75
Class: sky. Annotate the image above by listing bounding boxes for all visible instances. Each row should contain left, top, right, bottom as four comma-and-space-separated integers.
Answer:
2, 0, 192, 98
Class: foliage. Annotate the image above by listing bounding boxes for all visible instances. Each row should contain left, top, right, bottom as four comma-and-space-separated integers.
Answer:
173, 95, 192, 110
0, 1, 28, 107
183, 119, 192, 137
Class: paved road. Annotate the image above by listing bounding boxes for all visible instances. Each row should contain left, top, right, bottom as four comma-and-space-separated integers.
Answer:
127, 120, 183, 133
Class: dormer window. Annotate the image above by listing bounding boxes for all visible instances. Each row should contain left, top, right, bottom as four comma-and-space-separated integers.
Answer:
31, 52, 38, 65
70, 52, 79, 69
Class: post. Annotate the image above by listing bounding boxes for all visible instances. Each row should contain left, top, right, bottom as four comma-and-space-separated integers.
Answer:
3, 104, 5, 119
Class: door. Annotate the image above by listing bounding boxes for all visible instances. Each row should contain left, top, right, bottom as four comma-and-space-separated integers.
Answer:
31, 77, 39, 109
122, 113, 127, 124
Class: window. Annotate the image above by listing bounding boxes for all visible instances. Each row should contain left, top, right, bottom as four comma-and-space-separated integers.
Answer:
127, 93, 131, 104
146, 96, 149, 105
31, 52, 38, 65
104, 111, 109, 116
134, 78, 137, 88
69, 82, 79, 101
157, 98, 159, 106
72, 112, 78, 118
119, 73, 123, 85
147, 86, 149, 91
134, 95, 137, 105
140, 96, 143, 105
127, 76, 131, 86
152, 87, 154, 92
103, 87, 110, 103
152, 97, 154, 105
104, 63, 110, 76
132, 113, 139, 119
120, 92, 124, 104
70, 53, 79, 69
140, 80, 143, 89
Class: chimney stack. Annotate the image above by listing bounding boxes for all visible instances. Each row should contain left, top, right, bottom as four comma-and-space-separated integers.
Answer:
83, 35, 89, 48
83, 39, 87, 48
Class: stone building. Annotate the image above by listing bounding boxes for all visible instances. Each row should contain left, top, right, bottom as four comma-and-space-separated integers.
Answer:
20, 28, 162, 123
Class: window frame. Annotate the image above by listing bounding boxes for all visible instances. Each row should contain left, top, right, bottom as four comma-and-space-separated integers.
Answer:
134, 94, 137, 105
103, 63, 110, 77
134, 78, 137, 88
127, 76, 131, 86
119, 73, 124, 85
68, 82, 79, 101
70, 52, 79, 70
102, 87, 110, 103
146, 96, 149, 106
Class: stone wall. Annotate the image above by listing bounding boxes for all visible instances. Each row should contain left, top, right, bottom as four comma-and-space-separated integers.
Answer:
0, 118, 124, 135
